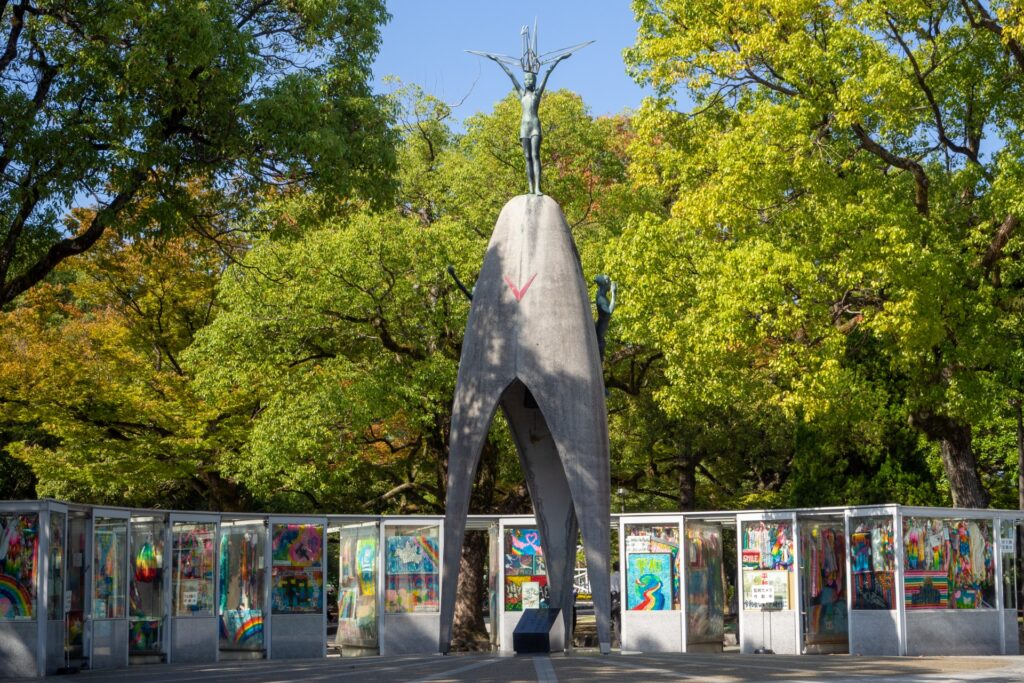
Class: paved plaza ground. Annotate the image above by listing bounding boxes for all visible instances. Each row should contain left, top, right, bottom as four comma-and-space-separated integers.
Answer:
17, 652, 1024, 683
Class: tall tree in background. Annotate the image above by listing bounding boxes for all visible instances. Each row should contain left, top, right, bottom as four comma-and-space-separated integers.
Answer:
622, 0, 1023, 507
0, 0, 396, 308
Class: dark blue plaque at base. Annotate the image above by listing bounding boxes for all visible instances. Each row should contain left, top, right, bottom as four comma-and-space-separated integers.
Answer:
513, 608, 561, 654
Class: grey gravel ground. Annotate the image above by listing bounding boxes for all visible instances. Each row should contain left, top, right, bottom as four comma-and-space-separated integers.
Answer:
24, 652, 1024, 683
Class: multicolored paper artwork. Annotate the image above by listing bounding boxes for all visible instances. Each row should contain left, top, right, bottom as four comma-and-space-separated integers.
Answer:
505, 528, 546, 575
505, 575, 549, 611
129, 618, 161, 651
854, 571, 895, 610
905, 570, 949, 609
851, 532, 871, 573
742, 521, 793, 570
356, 537, 376, 597
385, 574, 439, 613
272, 524, 322, 567
271, 524, 323, 614
0, 514, 38, 620
220, 608, 263, 647
627, 552, 672, 611
386, 535, 439, 575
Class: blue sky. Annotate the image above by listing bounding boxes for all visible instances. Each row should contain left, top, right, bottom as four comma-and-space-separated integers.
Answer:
372, 1, 652, 124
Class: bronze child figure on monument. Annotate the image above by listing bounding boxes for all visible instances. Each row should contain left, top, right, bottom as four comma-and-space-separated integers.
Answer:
469, 24, 592, 195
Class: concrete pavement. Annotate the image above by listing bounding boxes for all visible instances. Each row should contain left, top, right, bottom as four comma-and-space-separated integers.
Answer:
22, 651, 1024, 683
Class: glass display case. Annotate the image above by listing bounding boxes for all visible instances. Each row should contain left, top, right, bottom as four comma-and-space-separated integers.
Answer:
47, 512, 65, 621
849, 516, 896, 610
685, 523, 724, 645
902, 517, 995, 609
623, 523, 680, 611
130, 517, 165, 653
799, 520, 847, 650
1000, 521, 1016, 611
172, 522, 216, 616
504, 527, 548, 611
0, 512, 38, 620
93, 517, 127, 619
219, 521, 265, 651
271, 523, 323, 614
384, 525, 439, 614
336, 522, 378, 649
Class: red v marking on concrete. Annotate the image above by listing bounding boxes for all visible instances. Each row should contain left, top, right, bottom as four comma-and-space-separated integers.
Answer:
504, 273, 537, 302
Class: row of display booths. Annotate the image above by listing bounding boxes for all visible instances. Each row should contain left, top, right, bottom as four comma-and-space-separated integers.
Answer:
1, 501, 1021, 678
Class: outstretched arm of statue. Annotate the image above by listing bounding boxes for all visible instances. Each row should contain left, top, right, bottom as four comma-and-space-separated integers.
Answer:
489, 55, 523, 94
447, 265, 474, 302
537, 53, 570, 97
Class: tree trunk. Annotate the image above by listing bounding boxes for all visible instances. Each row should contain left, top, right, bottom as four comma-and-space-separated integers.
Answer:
678, 452, 697, 511
451, 530, 489, 651
911, 411, 990, 508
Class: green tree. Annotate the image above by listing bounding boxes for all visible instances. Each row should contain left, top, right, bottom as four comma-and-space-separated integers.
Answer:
621, 0, 1024, 507
0, 214, 250, 508
0, 0, 396, 307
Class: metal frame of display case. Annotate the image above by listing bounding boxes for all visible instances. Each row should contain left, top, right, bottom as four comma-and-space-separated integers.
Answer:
327, 515, 382, 656
843, 504, 901, 656
87, 507, 131, 671
265, 515, 328, 661
126, 510, 170, 663
496, 515, 564, 652
616, 513, 685, 653
216, 515, 269, 659
736, 509, 802, 655
166, 512, 220, 665
378, 515, 444, 656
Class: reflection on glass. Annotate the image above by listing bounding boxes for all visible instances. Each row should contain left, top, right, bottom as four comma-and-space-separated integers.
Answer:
624, 524, 679, 611
850, 516, 895, 610
685, 523, 724, 644
0, 513, 38, 620
741, 521, 792, 610
219, 522, 265, 650
903, 517, 995, 609
67, 514, 88, 654
384, 525, 439, 614
800, 521, 847, 645
93, 517, 127, 619
47, 512, 65, 620
271, 523, 323, 614
337, 523, 378, 648
504, 527, 548, 612
1000, 521, 1017, 610
173, 522, 216, 616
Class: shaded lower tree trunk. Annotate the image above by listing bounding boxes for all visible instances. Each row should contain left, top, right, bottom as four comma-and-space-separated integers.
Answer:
678, 452, 697, 511
451, 530, 489, 651
911, 411, 990, 508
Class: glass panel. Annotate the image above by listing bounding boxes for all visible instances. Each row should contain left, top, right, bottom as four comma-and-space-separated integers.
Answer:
850, 516, 896, 610
271, 523, 324, 614
67, 514, 88, 655
902, 517, 995, 609
685, 523, 724, 644
1000, 520, 1016, 610
384, 524, 439, 614
504, 527, 548, 612
47, 512, 65, 620
93, 517, 127, 619
337, 523, 378, 648
740, 520, 793, 610
130, 518, 165, 653
0, 512, 39, 620
172, 522, 216, 616
799, 521, 847, 645
219, 522, 265, 650
624, 523, 680, 610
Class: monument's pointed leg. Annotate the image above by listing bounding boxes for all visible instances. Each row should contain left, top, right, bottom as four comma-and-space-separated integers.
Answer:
501, 380, 578, 649
439, 378, 503, 653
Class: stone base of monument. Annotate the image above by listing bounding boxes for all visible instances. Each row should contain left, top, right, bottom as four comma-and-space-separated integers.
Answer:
512, 608, 564, 654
